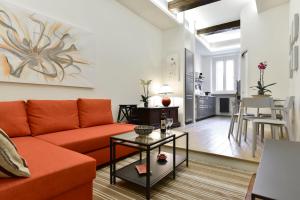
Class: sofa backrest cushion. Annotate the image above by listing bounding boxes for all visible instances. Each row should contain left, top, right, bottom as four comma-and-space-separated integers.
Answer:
78, 99, 113, 128
27, 100, 80, 136
0, 101, 31, 137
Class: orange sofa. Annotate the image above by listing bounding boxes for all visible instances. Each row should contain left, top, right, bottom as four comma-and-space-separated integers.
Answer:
0, 99, 136, 200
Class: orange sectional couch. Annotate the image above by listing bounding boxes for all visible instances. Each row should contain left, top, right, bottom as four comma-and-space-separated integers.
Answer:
0, 99, 136, 200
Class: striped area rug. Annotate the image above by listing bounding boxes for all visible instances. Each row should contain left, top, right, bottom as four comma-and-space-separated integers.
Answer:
93, 156, 252, 200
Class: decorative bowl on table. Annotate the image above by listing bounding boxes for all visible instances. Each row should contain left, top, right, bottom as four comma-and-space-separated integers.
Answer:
134, 125, 154, 136
157, 153, 167, 163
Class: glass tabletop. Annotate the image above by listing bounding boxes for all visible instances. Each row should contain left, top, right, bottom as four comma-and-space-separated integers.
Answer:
111, 130, 186, 146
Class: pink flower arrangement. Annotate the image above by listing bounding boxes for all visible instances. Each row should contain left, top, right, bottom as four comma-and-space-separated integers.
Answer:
258, 62, 267, 70
251, 61, 276, 95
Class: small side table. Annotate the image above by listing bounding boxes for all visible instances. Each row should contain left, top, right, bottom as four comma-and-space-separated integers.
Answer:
110, 130, 188, 200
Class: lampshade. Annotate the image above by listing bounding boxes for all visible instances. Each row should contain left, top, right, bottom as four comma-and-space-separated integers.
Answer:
158, 84, 173, 94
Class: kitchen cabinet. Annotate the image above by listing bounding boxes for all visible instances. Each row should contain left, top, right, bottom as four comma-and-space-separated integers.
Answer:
196, 96, 216, 121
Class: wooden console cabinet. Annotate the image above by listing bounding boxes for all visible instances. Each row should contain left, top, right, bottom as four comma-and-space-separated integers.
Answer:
134, 106, 180, 128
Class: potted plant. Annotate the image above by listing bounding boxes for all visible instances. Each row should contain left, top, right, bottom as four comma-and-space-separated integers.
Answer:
140, 79, 152, 107
251, 62, 276, 96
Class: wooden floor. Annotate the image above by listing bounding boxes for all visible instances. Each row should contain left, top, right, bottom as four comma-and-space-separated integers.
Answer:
172, 116, 284, 162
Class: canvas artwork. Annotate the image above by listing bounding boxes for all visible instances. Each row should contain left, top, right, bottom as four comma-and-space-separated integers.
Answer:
0, 1, 95, 88
294, 45, 299, 71
290, 54, 293, 79
166, 54, 179, 82
293, 14, 299, 43
289, 13, 300, 75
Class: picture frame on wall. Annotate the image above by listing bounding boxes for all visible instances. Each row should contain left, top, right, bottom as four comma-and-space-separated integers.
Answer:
289, 13, 299, 76
289, 34, 293, 55
290, 57, 293, 79
294, 14, 299, 43
0, 1, 96, 88
166, 53, 180, 82
290, 49, 294, 79
291, 20, 295, 45
290, 34, 293, 53
294, 45, 299, 71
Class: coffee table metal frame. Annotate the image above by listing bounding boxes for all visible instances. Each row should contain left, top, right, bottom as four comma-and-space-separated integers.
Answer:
110, 131, 188, 200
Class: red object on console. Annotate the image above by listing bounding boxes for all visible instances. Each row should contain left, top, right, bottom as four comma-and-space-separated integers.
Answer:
162, 97, 171, 107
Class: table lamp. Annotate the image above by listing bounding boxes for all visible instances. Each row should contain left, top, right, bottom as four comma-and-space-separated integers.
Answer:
159, 84, 173, 107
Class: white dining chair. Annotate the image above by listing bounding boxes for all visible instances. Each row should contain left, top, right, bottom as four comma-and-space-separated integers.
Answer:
258, 100, 285, 139
236, 97, 275, 147
251, 96, 295, 157
228, 99, 254, 139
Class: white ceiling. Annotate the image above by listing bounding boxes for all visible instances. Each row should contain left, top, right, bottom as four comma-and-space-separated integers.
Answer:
115, 0, 179, 30
183, 0, 253, 30
256, 0, 289, 13
116, 0, 289, 53
116, 0, 290, 31
203, 29, 241, 43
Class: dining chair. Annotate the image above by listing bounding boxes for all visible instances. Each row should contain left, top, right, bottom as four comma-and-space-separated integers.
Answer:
236, 97, 275, 147
252, 96, 295, 156
228, 99, 254, 139
258, 100, 285, 138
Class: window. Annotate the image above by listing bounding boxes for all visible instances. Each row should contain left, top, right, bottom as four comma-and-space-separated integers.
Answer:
212, 55, 238, 93
225, 60, 234, 91
215, 61, 224, 91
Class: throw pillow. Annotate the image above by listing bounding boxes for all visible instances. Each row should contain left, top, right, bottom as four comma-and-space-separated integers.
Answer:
0, 129, 30, 177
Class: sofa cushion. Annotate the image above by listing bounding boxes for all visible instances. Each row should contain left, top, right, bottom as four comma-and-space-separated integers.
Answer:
35, 123, 136, 153
0, 129, 30, 177
78, 98, 113, 128
0, 137, 96, 200
0, 101, 31, 137
27, 100, 80, 136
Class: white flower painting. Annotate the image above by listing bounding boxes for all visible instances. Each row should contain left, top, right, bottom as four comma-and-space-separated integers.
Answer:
0, 1, 95, 88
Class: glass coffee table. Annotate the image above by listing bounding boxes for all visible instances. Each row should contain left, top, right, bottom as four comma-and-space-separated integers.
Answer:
110, 130, 189, 200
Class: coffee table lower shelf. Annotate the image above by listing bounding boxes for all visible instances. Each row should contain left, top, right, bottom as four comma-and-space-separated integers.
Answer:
114, 152, 186, 188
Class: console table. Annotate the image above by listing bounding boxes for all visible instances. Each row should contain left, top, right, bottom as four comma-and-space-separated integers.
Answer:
133, 106, 180, 128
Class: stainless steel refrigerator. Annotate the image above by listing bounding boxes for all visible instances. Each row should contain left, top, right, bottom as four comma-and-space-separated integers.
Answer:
185, 49, 194, 125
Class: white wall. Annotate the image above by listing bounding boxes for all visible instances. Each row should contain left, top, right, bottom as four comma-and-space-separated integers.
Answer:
200, 56, 212, 92
161, 24, 199, 125
241, 2, 289, 98
194, 39, 202, 73
289, 0, 300, 141
0, 0, 163, 119
161, 25, 185, 124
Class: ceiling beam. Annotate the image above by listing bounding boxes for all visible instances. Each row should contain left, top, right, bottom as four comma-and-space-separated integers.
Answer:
197, 20, 240, 35
168, 0, 221, 13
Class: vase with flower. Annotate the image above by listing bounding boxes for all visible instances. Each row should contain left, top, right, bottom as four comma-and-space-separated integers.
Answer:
140, 79, 152, 108
251, 62, 276, 96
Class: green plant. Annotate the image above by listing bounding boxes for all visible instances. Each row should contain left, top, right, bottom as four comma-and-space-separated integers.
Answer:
252, 81, 277, 95
140, 79, 152, 106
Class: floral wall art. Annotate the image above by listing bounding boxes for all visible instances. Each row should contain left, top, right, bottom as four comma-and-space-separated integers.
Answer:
0, 1, 95, 88
290, 13, 299, 78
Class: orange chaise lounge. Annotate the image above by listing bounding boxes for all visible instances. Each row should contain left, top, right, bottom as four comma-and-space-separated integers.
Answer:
0, 99, 136, 200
